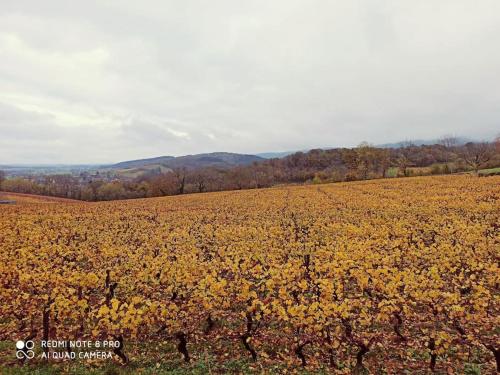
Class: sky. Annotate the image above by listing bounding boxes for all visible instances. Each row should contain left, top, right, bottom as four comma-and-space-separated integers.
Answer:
1, 0, 499, 164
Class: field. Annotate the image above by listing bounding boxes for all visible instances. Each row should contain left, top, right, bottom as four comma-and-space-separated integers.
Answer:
114, 164, 173, 179
0, 175, 498, 374
0, 192, 79, 204
479, 167, 500, 177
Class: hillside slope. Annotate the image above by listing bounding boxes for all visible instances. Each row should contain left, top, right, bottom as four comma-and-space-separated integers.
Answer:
111, 152, 263, 170
0, 191, 80, 204
111, 155, 175, 169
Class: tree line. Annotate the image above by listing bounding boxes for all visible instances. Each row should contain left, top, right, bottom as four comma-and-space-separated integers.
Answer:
1, 138, 499, 201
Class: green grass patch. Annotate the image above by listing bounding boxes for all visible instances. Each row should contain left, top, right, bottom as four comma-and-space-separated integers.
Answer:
478, 167, 500, 176
386, 167, 398, 177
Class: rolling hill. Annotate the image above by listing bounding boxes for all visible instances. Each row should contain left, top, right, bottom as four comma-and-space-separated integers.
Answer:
111, 152, 263, 170
111, 156, 175, 169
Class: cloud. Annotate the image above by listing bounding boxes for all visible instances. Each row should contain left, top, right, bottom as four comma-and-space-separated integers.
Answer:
1, 0, 499, 163
120, 119, 191, 144
0, 102, 60, 140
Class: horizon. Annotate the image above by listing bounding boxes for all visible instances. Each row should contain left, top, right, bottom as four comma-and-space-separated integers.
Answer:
0, 134, 495, 166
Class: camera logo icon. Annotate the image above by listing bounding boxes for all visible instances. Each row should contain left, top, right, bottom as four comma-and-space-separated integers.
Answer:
16, 340, 35, 359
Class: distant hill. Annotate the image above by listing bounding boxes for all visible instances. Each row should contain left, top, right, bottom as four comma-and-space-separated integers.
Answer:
0, 164, 102, 176
111, 156, 175, 169
377, 137, 472, 148
256, 138, 478, 158
256, 151, 299, 159
111, 152, 263, 170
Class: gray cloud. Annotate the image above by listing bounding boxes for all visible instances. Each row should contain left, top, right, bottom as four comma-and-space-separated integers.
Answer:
1, 0, 499, 163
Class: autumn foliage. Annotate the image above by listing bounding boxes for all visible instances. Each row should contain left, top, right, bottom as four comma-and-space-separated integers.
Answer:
0, 175, 498, 373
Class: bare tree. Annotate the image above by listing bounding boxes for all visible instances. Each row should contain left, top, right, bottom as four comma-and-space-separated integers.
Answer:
400, 139, 416, 148
374, 148, 391, 177
188, 169, 210, 193
341, 148, 360, 180
172, 167, 187, 194
393, 145, 415, 177
438, 135, 459, 149
227, 166, 253, 190
147, 173, 177, 196
459, 142, 494, 173
0, 170, 5, 189
356, 142, 376, 180
438, 135, 459, 168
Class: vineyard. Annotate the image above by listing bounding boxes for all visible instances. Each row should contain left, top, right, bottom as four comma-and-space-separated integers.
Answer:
0, 192, 80, 205
0, 175, 498, 374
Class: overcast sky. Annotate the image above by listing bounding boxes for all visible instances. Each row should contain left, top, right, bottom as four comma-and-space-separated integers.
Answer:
1, 0, 499, 164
